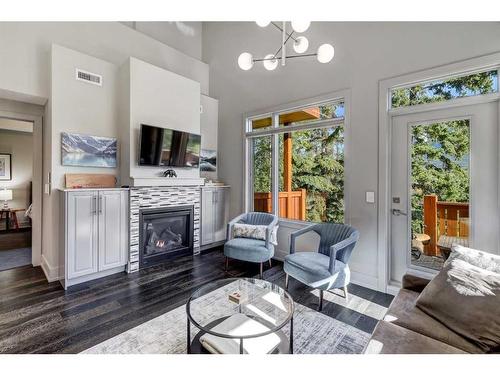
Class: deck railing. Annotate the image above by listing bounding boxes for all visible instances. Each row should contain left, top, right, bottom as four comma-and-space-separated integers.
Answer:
254, 189, 307, 221
422, 195, 469, 256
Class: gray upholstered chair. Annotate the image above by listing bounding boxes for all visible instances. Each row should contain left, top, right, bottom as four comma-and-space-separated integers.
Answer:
284, 223, 359, 311
224, 212, 278, 278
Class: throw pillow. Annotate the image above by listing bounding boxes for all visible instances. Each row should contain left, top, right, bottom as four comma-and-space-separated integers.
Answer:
416, 258, 500, 352
447, 244, 500, 274
232, 223, 278, 245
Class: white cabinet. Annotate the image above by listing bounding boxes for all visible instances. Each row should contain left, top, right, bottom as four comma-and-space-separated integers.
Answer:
66, 190, 98, 279
201, 186, 230, 248
63, 189, 128, 288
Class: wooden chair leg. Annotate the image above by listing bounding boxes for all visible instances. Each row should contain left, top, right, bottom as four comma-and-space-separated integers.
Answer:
11, 212, 19, 230
318, 290, 324, 311
260, 262, 263, 279
285, 273, 289, 290
225, 257, 229, 271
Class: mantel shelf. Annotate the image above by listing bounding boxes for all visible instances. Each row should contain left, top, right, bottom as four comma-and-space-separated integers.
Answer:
130, 177, 205, 187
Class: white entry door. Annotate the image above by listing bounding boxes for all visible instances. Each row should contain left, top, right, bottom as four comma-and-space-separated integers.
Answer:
390, 101, 499, 285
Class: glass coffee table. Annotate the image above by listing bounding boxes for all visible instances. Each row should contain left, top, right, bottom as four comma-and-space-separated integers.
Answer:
186, 278, 294, 354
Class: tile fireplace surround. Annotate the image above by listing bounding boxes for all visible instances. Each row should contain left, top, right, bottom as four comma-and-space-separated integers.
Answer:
129, 186, 201, 272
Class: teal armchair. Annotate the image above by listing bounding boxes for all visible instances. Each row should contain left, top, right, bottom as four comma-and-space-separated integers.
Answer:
224, 212, 278, 278
284, 223, 359, 311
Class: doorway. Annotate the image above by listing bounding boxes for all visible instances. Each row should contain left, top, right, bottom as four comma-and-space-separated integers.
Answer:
390, 102, 498, 284
0, 105, 43, 272
0, 119, 34, 270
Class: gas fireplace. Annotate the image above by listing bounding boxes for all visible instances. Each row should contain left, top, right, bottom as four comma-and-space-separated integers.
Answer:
139, 205, 194, 268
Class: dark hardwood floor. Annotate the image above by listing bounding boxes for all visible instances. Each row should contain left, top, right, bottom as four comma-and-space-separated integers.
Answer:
0, 248, 393, 354
0, 229, 31, 251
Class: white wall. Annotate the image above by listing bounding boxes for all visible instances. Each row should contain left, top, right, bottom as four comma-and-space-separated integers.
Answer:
0, 22, 209, 281
202, 22, 500, 289
0, 128, 33, 223
121, 22, 203, 60
41, 44, 120, 279
120, 57, 201, 184
0, 22, 209, 104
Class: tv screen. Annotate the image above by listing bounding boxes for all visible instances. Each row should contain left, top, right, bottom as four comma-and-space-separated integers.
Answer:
139, 124, 201, 168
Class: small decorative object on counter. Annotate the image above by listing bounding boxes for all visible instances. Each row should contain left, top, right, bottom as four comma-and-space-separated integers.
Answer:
162, 169, 177, 178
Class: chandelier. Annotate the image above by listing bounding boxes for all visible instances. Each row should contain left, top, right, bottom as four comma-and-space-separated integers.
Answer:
238, 21, 335, 71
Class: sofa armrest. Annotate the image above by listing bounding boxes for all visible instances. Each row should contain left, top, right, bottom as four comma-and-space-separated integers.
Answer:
402, 274, 431, 293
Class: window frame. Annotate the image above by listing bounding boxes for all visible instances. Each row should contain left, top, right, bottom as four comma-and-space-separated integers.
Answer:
243, 90, 351, 225
390, 67, 499, 110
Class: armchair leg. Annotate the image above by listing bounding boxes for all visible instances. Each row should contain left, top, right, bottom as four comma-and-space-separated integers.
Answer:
318, 290, 324, 311
225, 257, 229, 271
285, 273, 289, 290
343, 285, 349, 303
260, 262, 263, 279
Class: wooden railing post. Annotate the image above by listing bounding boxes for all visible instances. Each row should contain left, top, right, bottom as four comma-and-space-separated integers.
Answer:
300, 189, 306, 221
423, 195, 438, 256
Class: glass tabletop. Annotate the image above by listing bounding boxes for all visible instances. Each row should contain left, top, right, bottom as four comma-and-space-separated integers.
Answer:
186, 278, 294, 339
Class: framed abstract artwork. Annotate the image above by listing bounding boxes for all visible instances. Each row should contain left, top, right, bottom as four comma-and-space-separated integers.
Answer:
61, 132, 117, 168
0, 153, 12, 181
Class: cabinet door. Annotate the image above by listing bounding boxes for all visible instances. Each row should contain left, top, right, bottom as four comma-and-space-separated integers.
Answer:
67, 191, 98, 279
214, 187, 230, 243
98, 190, 128, 271
201, 189, 215, 245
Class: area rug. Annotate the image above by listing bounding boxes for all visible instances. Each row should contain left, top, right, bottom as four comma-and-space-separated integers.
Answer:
0, 247, 31, 271
83, 280, 372, 354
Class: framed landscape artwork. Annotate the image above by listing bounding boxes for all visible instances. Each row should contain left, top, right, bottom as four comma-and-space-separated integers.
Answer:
0, 153, 12, 181
200, 149, 217, 172
61, 132, 117, 168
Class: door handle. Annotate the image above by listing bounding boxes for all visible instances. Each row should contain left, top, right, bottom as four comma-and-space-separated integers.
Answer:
98, 195, 103, 214
92, 196, 97, 215
392, 208, 408, 216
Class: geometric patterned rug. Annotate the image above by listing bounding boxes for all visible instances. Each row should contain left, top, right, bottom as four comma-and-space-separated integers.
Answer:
83, 280, 384, 354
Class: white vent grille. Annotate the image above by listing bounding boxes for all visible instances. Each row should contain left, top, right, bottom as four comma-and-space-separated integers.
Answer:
75, 69, 102, 86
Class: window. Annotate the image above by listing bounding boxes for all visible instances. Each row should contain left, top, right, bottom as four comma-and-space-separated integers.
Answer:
247, 100, 345, 223
391, 69, 498, 108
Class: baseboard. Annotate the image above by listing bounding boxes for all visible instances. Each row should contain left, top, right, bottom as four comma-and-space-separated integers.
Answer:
350, 270, 379, 291
41, 255, 62, 282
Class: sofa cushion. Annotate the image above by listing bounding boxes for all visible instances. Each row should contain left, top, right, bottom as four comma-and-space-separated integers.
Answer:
416, 258, 500, 352
447, 244, 500, 274
284, 252, 348, 289
365, 321, 466, 354
224, 238, 274, 263
386, 289, 482, 353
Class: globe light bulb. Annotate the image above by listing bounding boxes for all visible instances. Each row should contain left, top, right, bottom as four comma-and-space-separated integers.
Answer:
256, 21, 271, 27
263, 54, 278, 71
293, 36, 309, 54
291, 21, 310, 33
317, 44, 335, 63
238, 52, 254, 70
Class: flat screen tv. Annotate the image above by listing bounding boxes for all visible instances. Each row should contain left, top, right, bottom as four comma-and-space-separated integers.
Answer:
139, 124, 201, 168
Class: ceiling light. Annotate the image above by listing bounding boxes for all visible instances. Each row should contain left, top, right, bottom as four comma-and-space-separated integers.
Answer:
263, 54, 278, 70
291, 21, 310, 33
293, 36, 309, 54
317, 44, 335, 63
238, 52, 254, 70
256, 21, 271, 28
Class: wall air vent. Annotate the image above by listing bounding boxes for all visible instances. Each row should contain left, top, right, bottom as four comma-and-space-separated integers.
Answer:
75, 68, 102, 86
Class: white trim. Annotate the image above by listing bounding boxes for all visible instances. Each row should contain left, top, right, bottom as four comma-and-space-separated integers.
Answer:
41, 254, 61, 282
378, 51, 500, 293
0, 109, 43, 269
